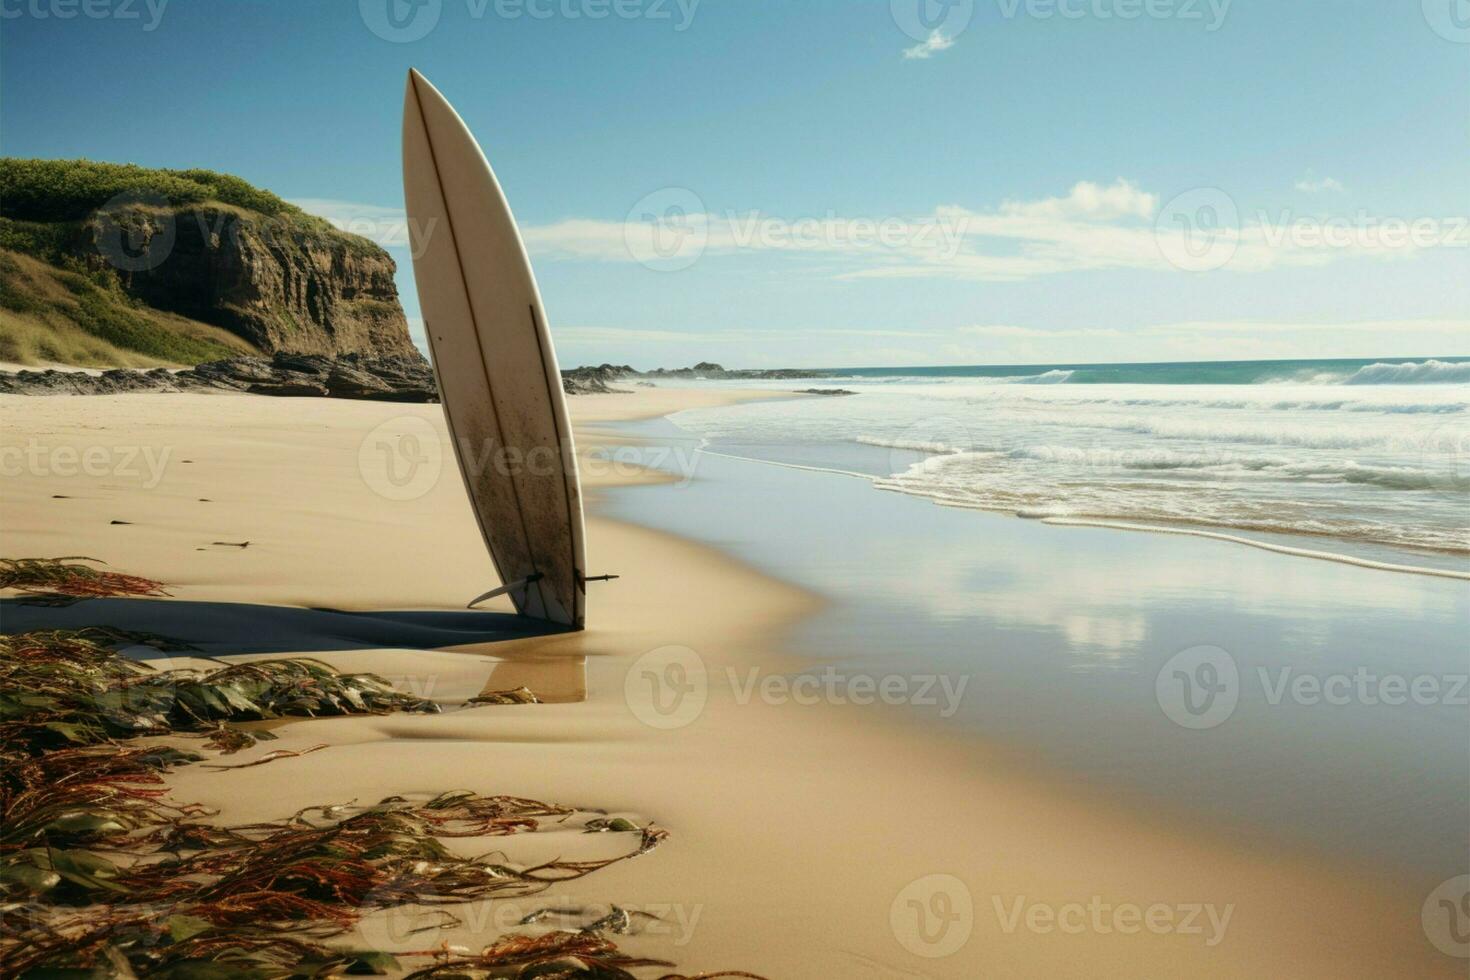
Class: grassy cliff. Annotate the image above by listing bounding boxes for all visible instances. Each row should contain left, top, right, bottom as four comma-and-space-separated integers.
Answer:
0, 160, 415, 368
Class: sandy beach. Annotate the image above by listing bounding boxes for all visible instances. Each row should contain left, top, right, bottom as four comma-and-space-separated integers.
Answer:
0, 387, 1460, 977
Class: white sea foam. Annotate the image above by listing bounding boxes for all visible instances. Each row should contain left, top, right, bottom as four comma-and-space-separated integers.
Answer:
1342, 359, 1470, 385
1012, 369, 1075, 384
854, 435, 962, 453
670, 368, 1470, 560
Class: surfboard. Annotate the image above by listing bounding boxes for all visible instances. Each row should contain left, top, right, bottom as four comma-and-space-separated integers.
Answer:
402, 68, 586, 629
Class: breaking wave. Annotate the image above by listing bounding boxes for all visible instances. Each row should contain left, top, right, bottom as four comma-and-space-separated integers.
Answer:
1341, 359, 1470, 385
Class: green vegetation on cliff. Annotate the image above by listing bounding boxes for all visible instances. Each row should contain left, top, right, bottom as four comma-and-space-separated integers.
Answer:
0, 159, 414, 368
3, 158, 315, 223
0, 250, 252, 366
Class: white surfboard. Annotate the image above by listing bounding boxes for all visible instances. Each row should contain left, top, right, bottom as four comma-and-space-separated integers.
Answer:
402, 68, 586, 629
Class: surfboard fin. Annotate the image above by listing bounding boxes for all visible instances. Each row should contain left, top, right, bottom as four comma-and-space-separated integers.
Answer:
467, 573, 544, 609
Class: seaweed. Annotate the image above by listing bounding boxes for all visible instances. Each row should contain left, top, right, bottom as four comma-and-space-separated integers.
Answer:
0, 629, 439, 756
468, 688, 541, 706
0, 557, 169, 598
1, 625, 761, 979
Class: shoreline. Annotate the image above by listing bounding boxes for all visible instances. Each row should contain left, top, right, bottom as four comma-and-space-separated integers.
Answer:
690, 443, 1469, 580
0, 387, 1461, 976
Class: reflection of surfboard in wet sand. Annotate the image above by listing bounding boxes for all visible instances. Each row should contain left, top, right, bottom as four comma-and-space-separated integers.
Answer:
402, 68, 589, 629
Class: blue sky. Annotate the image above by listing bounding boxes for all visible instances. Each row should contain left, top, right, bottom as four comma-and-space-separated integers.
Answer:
3, 0, 1466, 367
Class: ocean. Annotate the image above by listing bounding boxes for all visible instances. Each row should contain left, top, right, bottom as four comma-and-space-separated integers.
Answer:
660, 356, 1470, 565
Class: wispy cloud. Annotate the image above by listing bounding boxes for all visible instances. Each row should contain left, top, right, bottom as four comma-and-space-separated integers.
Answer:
555, 326, 943, 345
289, 198, 418, 249
902, 29, 955, 60
1294, 173, 1345, 194
305, 180, 1462, 289
1000, 179, 1157, 221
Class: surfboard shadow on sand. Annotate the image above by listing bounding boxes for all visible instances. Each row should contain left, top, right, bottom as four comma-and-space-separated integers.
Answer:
0, 598, 588, 702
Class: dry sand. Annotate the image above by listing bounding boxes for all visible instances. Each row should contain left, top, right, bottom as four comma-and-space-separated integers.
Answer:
0, 388, 1454, 977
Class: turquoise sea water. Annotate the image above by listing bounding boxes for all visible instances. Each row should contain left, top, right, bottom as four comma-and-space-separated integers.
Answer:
662, 357, 1470, 562
826, 355, 1470, 386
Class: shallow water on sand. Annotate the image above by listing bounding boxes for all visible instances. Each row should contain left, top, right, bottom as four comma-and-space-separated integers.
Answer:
596, 415, 1470, 887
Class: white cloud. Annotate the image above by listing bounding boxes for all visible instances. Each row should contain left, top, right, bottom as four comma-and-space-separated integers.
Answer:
957, 324, 1126, 339
1294, 173, 1346, 194
555, 326, 944, 345
316, 181, 1460, 289
1000, 179, 1158, 221
902, 29, 955, 60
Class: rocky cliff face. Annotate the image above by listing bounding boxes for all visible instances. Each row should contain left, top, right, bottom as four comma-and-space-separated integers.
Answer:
79, 203, 418, 358
0, 159, 420, 364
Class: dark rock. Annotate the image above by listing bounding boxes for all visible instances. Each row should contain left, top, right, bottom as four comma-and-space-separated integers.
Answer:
69, 204, 418, 358
0, 351, 439, 402
630, 363, 839, 380
245, 381, 329, 397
